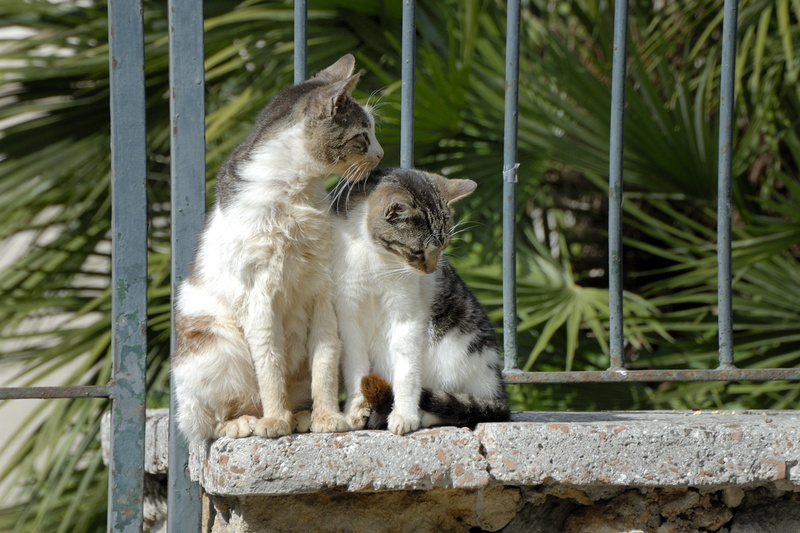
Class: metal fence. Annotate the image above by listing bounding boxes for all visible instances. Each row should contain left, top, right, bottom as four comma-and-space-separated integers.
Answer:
499, 0, 800, 385
1, 0, 799, 532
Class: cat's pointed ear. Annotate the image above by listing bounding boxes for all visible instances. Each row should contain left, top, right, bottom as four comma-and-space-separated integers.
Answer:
443, 178, 477, 205
314, 54, 355, 83
384, 198, 412, 221
313, 72, 362, 118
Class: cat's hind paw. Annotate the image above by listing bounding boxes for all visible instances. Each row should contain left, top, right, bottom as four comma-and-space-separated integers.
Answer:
387, 411, 420, 435
293, 410, 312, 433
310, 411, 350, 434
253, 416, 292, 438
217, 415, 258, 439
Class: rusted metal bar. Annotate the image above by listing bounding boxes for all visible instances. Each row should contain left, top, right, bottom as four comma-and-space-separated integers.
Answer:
504, 368, 800, 384
0, 385, 113, 400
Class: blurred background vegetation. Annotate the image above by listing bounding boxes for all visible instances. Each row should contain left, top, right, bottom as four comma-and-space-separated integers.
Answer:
0, 0, 798, 530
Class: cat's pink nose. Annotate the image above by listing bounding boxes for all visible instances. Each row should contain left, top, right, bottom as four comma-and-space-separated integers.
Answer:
376, 149, 384, 160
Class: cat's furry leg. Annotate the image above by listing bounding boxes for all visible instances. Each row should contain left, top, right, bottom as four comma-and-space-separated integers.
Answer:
340, 323, 372, 430
386, 321, 425, 435
307, 296, 349, 433
243, 277, 294, 439
344, 394, 370, 431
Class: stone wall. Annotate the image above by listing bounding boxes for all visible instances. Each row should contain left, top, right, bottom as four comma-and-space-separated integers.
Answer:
102, 410, 800, 532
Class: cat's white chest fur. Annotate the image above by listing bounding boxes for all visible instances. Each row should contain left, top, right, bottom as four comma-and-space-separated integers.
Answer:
181, 128, 333, 319
332, 208, 436, 433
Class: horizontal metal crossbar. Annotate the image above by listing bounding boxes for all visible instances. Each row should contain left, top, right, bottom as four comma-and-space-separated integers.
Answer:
0, 385, 113, 400
503, 368, 800, 384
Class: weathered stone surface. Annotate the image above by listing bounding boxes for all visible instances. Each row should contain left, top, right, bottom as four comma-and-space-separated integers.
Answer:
100, 409, 800, 532
476, 411, 800, 491
191, 426, 488, 495
729, 492, 800, 532
501, 493, 579, 533
102, 409, 800, 497
101, 408, 169, 475
209, 486, 521, 533
562, 489, 733, 533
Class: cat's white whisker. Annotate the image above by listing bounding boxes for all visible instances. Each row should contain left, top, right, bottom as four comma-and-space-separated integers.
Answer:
343, 173, 362, 207
325, 178, 349, 214
365, 88, 382, 110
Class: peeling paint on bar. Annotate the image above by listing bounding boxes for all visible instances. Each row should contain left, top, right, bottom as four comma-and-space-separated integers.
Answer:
107, 0, 148, 530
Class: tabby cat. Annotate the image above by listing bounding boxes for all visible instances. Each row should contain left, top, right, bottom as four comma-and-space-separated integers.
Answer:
173, 54, 384, 445
330, 167, 510, 434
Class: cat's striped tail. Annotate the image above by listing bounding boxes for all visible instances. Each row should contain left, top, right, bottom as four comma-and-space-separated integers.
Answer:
360, 373, 510, 429
419, 388, 510, 427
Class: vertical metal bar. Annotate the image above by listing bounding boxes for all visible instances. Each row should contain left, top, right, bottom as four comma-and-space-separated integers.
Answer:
502, 0, 521, 371
294, 0, 307, 84
400, 0, 416, 168
607, 0, 629, 370
168, 0, 205, 530
107, 0, 147, 531
716, 0, 738, 369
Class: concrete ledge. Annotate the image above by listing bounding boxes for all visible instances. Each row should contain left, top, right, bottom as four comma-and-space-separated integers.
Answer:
191, 426, 489, 495
101, 409, 800, 532
188, 410, 799, 496
478, 411, 798, 491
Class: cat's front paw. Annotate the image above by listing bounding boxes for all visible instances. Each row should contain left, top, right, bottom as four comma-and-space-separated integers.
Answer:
253, 416, 292, 438
217, 415, 258, 439
387, 411, 420, 435
345, 402, 370, 430
311, 410, 350, 434
346, 412, 368, 431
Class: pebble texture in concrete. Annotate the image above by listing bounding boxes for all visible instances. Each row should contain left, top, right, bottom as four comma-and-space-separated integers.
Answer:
191, 426, 489, 495
185, 410, 799, 496
477, 411, 799, 490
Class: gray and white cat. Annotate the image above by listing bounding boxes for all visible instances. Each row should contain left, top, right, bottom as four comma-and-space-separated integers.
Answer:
331, 167, 510, 434
173, 54, 384, 445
